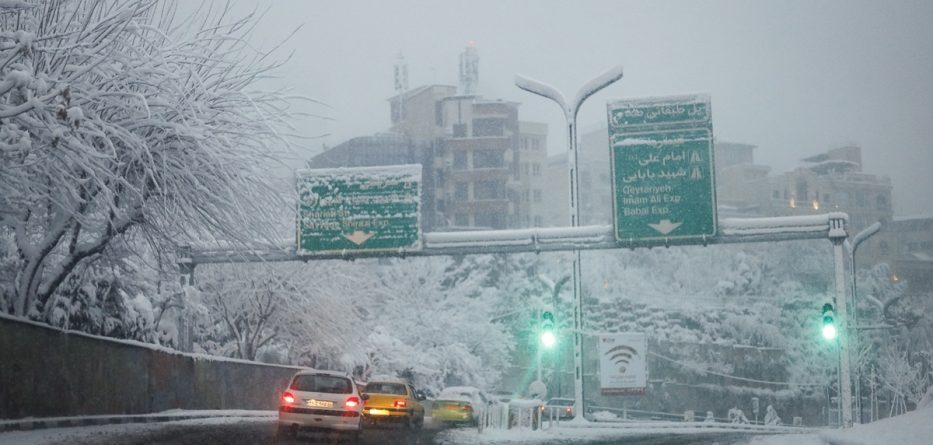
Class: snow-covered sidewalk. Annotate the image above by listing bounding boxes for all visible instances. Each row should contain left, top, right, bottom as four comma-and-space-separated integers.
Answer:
439, 407, 932, 445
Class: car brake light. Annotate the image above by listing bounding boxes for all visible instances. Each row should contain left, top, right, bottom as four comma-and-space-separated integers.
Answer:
394, 400, 407, 408
282, 392, 296, 404
345, 396, 360, 408
462, 404, 473, 412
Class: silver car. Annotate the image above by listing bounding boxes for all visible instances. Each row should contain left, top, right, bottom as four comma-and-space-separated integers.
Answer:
277, 370, 367, 442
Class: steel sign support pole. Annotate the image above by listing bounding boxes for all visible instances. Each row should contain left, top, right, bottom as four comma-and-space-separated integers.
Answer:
829, 216, 853, 428
515, 65, 624, 422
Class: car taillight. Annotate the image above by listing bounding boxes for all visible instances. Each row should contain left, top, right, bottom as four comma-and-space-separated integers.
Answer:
345, 396, 360, 408
462, 404, 473, 412
393, 400, 407, 408
282, 392, 296, 404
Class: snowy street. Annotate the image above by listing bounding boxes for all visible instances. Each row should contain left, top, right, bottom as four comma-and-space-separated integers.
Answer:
3, 404, 931, 445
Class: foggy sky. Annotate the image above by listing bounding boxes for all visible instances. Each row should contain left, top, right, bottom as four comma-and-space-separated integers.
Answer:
233, 0, 933, 216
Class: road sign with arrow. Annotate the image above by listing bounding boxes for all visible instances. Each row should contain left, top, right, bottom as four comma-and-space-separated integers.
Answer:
607, 94, 717, 244
296, 165, 422, 255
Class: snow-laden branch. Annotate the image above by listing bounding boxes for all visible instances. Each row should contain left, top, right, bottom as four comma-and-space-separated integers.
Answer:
1, 1, 312, 318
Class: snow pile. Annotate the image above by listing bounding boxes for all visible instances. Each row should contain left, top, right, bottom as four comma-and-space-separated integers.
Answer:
749, 406, 933, 445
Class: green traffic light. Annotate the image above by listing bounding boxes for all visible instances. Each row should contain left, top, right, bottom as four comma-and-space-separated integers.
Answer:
821, 303, 836, 340
541, 331, 556, 348
822, 323, 837, 340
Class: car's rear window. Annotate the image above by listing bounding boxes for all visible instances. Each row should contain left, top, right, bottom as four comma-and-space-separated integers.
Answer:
549, 399, 573, 406
363, 382, 407, 395
290, 374, 352, 394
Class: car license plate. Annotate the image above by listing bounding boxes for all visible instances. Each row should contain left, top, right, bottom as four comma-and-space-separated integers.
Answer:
306, 399, 333, 408
368, 408, 390, 416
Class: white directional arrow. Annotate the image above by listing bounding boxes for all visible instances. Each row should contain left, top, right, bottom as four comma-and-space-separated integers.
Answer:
648, 219, 682, 235
343, 231, 375, 245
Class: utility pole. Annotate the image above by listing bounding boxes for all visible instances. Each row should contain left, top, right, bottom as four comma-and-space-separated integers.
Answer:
515, 65, 624, 422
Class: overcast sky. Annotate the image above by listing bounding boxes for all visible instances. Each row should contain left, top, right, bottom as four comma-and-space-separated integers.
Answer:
234, 0, 933, 216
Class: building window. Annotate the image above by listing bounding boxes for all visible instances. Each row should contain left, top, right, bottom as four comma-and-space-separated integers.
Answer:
856, 192, 866, 208
533, 190, 542, 203
876, 195, 889, 211
436, 199, 446, 211
455, 182, 469, 200
473, 118, 504, 137
533, 163, 541, 176
523, 190, 530, 202
534, 215, 543, 227
454, 213, 469, 226
453, 151, 468, 169
436, 169, 446, 187
773, 190, 780, 199
435, 102, 444, 126
475, 212, 505, 229
453, 124, 467, 138
474, 181, 504, 200
474, 150, 504, 168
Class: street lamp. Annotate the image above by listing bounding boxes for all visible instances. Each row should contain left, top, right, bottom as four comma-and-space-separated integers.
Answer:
845, 221, 882, 424
516, 65, 624, 422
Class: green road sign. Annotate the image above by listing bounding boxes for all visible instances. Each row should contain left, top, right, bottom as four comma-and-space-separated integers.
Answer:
608, 95, 717, 243
296, 165, 422, 255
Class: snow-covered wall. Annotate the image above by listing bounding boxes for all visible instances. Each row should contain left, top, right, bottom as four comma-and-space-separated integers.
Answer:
0, 316, 302, 420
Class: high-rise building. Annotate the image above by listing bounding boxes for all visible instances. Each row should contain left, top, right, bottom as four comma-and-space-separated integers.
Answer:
311, 45, 550, 231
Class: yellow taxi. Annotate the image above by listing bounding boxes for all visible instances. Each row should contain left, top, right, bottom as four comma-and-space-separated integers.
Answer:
360, 380, 426, 428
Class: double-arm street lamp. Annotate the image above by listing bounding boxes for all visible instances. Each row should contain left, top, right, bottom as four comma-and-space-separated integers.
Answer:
515, 66, 624, 421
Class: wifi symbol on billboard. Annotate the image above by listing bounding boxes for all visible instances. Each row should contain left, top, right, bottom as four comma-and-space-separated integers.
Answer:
605, 345, 638, 374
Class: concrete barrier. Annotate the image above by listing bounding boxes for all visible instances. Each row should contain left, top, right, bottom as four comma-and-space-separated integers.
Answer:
0, 315, 303, 420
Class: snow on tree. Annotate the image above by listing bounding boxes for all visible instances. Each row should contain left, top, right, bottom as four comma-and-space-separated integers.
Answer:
0, 1, 299, 324
190, 261, 368, 364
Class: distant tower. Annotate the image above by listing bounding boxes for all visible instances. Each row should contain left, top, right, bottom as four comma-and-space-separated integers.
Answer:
459, 42, 479, 95
393, 53, 408, 123
394, 52, 409, 92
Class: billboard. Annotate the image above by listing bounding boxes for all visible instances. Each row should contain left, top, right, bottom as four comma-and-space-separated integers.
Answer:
598, 332, 647, 395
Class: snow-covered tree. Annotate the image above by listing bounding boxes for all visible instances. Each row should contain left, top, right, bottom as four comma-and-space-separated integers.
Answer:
191, 262, 368, 364
0, 1, 297, 323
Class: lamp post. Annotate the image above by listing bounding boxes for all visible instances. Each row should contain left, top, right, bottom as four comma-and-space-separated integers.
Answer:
516, 65, 624, 422
845, 221, 883, 424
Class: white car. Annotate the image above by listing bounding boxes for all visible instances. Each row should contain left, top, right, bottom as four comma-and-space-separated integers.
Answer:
277, 369, 367, 442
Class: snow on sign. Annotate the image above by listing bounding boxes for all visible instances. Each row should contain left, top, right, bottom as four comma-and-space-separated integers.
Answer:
608, 94, 717, 244
296, 165, 422, 255
599, 333, 647, 395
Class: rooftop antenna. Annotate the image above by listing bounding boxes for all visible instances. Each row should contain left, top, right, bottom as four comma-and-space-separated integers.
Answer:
459, 41, 479, 95
394, 52, 409, 122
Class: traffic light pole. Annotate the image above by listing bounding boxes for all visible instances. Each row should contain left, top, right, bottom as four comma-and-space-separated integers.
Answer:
829, 218, 853, 427
515, 65, 624, 423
